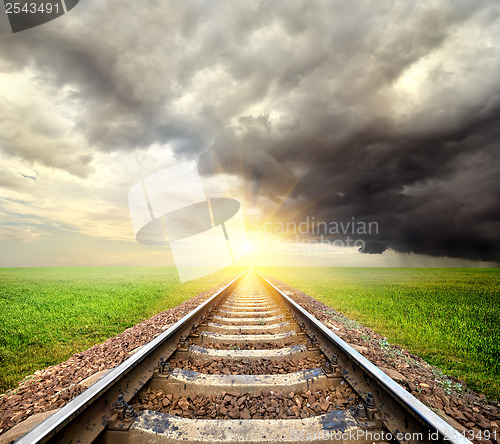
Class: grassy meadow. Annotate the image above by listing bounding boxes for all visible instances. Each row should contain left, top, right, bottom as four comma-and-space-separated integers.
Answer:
259, 267, 500, 400
1, 266, 498, 401
0, 266, 244, 395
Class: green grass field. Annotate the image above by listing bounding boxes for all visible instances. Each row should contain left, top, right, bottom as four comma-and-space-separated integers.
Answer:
0, 266, 244, 395
259, 267, 500, 400
1, 267, 499, 401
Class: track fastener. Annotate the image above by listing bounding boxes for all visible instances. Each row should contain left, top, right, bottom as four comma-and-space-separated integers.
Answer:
307, 334, 319, 350
114, 393, 125, 413
157, 357, 171, 375
108, 393, 136, 430
365, 392, 378, 421
190, 323, 200, 338
124, 404, 135, 422
366, 392, 375, 408
323, 355, 341, 378
177, 335, 190, 351
113, 393, 133, 421
355, 403, 368, 421
323, 361, 333, 374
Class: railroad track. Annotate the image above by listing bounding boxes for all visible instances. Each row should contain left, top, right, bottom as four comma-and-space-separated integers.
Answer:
16, 269, 471, 444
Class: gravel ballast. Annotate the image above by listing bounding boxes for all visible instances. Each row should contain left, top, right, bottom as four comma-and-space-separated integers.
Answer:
168, 356, 328, 375
199, 341, 299, 350
131, 385, 359, 420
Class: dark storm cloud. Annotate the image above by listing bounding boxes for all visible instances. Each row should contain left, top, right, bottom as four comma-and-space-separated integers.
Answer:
1, 0, 499, 262
276, 112, 500, 262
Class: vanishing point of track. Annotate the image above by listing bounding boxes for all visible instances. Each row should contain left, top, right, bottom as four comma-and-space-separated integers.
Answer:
17, 269, 472, 444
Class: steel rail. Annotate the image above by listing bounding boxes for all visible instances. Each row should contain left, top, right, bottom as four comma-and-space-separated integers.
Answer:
254, 268, 472, 444
16, 268, 249, 444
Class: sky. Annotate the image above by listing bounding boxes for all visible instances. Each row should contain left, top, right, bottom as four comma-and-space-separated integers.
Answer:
0, 0, 499, 269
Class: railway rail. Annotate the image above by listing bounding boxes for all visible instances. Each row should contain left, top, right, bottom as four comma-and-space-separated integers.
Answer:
15, 268, 471, 444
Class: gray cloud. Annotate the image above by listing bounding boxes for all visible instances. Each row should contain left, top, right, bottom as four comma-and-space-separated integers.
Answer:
1, 0, 499, 262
